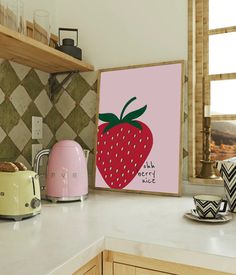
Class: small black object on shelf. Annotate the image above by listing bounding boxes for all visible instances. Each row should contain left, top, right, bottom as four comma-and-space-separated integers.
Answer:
55, 28, 82, 60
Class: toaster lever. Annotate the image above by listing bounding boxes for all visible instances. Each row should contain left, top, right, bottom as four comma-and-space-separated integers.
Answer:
31, 177, 36, 195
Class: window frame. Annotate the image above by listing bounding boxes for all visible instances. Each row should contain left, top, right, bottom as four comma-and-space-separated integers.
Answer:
188, 0, 236, 183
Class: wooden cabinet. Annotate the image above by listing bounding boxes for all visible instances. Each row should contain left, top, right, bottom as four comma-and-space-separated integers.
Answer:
114, 263, 169, 275
73, 254, 102, 275
103, 251, 232, 275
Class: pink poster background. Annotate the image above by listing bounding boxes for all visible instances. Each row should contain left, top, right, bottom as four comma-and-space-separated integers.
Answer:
95, 62, 183, 194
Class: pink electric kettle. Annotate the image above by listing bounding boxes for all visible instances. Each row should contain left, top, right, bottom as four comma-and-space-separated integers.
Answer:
34, 140, 89, 202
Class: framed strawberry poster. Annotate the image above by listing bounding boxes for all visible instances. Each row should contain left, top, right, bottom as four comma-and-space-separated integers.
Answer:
94, 60, 184, 196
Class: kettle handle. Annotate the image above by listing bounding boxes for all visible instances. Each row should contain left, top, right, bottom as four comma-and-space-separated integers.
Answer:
58, 28, 78, 46
33, 149, 50, 175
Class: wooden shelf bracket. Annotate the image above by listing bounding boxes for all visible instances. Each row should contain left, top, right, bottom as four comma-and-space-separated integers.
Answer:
48, 71, 77, 100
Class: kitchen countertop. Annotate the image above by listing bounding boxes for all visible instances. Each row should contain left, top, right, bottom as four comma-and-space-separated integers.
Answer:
0, 190, 236, 275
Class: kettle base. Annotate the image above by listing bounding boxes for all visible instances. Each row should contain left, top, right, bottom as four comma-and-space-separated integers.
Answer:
0, 211, 40, 221
46, 195, 88, 203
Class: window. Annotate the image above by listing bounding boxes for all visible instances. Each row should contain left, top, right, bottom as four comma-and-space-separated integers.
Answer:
188, 0, 236, 180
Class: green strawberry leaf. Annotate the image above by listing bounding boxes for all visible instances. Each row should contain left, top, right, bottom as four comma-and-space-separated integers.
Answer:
129, 120, 143, 129
122, 105, 147, 122
99, 113, 119, 123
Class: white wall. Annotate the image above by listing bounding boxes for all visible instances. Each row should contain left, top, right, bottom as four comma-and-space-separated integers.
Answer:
20, 0, 188, 69
53, 0, 188, 69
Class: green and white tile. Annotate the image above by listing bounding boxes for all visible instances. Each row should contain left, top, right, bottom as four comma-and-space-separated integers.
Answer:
55, 91, 75, 119
10, 85, 31, 116
34, 89, 53, 117
42, 123, 53, 147
55, 122, 77, 141
0, 61, 20, 96
80, 71, 98, 87
0, 100, 20, 134
80, 89, 97, 118
10, 61, 31, 81
8, 119, 31, 151
79, 121, 96, 150
0, 88, 5, 104
21, 70, 44, 100
0, 127, 6, 143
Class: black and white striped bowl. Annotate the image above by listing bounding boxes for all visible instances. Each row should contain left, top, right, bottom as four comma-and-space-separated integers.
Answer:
193, 195, 224, 219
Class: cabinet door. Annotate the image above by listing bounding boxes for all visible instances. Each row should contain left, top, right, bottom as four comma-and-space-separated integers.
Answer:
136, 267, 174, 275
73, 254, 102, 275
84, 266, 97, 275
114, 263, 135, 275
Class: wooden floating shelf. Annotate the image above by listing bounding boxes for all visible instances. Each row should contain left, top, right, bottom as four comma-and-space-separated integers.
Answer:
0, 25, 94, 73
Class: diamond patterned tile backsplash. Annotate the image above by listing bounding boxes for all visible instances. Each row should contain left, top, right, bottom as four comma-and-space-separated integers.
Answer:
0, 59, 98, 185
0, 58, 189, 184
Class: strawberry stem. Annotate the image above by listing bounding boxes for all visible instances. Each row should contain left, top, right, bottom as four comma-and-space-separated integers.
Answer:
120, 97, 137, 120
99, 97, 147, 133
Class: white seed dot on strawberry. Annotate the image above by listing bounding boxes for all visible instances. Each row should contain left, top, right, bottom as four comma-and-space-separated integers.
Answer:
102, 162, 105, 165
128, 130, 131, 134
104, 141, 106, 145
104, 168, 107, 171
133, 145, 136, 149
140, 154, 143, 158
121, 128, 123, 132
117, 178, 119, 181
132, 171, 135, 174
147, 137, 149, 140
115, 153, 118, 157
111, 182, 113, 185
116, 133, 119, 137
109, 167, 112, 170
98, 141, 100, 145
144, 145, 147, 149
131, 159, 134, 163
139, 130, 141, 134
124, 165, 126, 169
101, 150, 103, 154
107, 152, 110, 155
134, 163, 137, 167
109, 159, 112, 163
128, 141, 131, 145
111, 145, 113, 149
116, 142, 119, 146
139, 139, 142, 142
116, 169, 119, 173
120, 158, 123, 163
107, 131, 109, 135
119, 184, 121, 187
105, 175, 108, 178
111, 136, 114, 140
127, 151, 130, 155
121, 147, 124, 151
98, 157, 101, 161
122, 136, 125, 140
127, 170, 130, 173
110, 174, 112, 178
124, 179, 127, 183
122, 173, 124, 177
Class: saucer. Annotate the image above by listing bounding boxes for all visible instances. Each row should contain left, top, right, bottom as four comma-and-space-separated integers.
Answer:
184, 209, 233, 223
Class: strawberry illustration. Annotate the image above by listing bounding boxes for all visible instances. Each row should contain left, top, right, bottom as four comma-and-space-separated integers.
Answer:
96, 97, 153, 189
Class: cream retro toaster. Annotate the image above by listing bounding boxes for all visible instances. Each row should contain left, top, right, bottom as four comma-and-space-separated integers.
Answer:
0, 170, 41, 221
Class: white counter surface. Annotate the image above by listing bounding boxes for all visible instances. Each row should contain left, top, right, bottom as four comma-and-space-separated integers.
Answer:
0, 190, 236, 275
